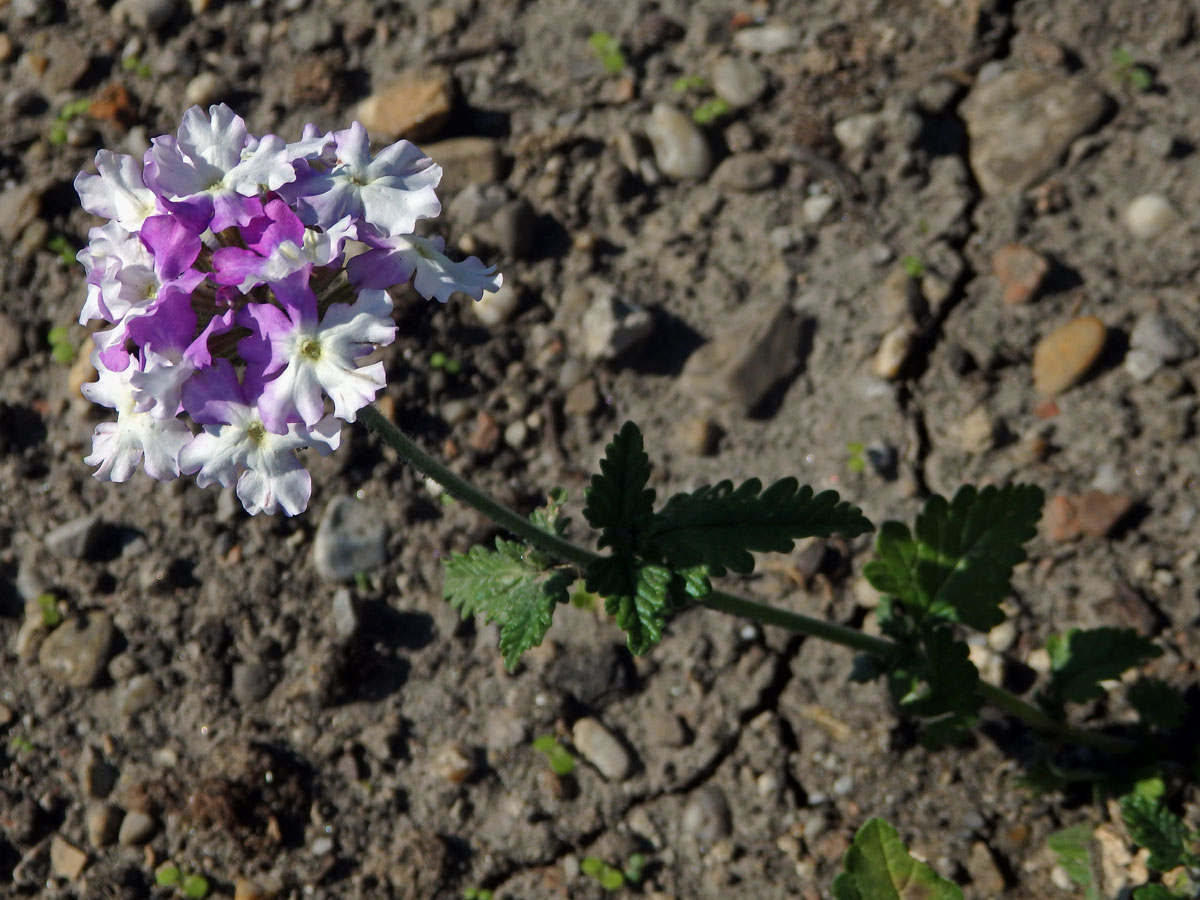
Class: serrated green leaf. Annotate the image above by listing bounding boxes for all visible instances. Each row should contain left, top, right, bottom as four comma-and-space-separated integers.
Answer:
1047, 628, 1163, 704
586, 557, 672, 655
1047, 824, 1100, 900
1132, 885, 1180, 900
890, 627, 980, 749
1127, 678, 1186, 730
444, 540, 573, 670
831, 818, 963, 900
646, 477, 872, 576
1121, 793, 1197, 872
584, 422, 656, 556
864, 484, 1043, 630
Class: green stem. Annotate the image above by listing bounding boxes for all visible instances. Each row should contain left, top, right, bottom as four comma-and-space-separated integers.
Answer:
359, 404, 1135, 755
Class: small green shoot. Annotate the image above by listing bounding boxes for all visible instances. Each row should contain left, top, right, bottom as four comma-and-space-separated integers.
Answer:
8, 735, 35, 755
156, 864, 182, 887
672, 74, 707, 92
181, 873, 209, 899
623, 852, 646, 884
901, 255, 925, 278
1112, 48, 1154, 92
532, 734, 576, 776
354, 571, 369, 592
846, 441, 866, 474
429, 350, 461, 375
581, 855, 625, 891
47, 326, 77, 364
36, 593, 62, 628
588, 32, 626, 74
463, 888, 494, 900
121, 54, 152, 78
47, 234, 77, 267
692, 97, 730, 126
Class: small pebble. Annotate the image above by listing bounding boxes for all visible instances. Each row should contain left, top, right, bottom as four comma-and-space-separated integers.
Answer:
680, 785, 732, 842
352, 68, 455, 142
86, 803, 122, 848
992, 243, 1049, 306
44, 515, 103, 560
112, 0, 178, 31
312, 496, 388, 582
733, 23, 801, 53
231, 661, 275, 704
234, 878, 272, 900
50, 835, 88, 881
184, 72, 227, 107
802, 193, 836, 225
38, 613, 115, 688
710, 56, 767, 108
1043, 490, 1134, 542
503, 420, 528, 449
580, 289, 655, 361
1130, 312, 1196, 363
966, 841, 1007, 895
117, 674, 162, 716
331, 589, 360, 639
1031, 316, 1106, 396
831, 774, 855, 796
645, 102, 712, 180
833, 113, 882, 155
117, 810, 157, 846
676, 416, 721, 456
955, 407, 997, 454
572, 717, 632, 781
1123, 193, 1179, 240
430, 741, 475, 784
872, 326, 914, 380
311, 835, 334, 856
471, 280, 520, 326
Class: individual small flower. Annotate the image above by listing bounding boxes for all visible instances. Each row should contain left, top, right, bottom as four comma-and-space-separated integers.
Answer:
73, 150, 159, 233
82, 351, 192, 482
211, 198, 352, 290
144, 104, 300, 232
347, 232, 502, 303
179, 360, 340, 516
284, 121, 442, 238
237, 272, 396, 432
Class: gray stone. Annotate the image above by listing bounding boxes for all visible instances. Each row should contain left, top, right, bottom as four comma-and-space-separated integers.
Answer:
488, 199, 536, 259
579, 287, 655, 361
116, 674, 162, 716
447, 182, 510, 229
483, 709, 527, 753
38, 613, 115, 688
112, 0, 179, 31
681, 785, 732, 843
312, 496, 388, 582
0, 312, 25, 368
117, 810, 156, 846
572, 717, 633, 781
288, 12, 336, 52
645, 103, 712, 180
331, 589, 360, 639
1131, 312, 1196, 363
44, 515, 103, 560
1124, 193, 1179, 240
961, 69, 1108, 195
680, 300, 802, 413
0, 184, 41, 243
711, 56, 767, 108
833, 112, 882, 155
184, 72, 228, 107
231, 661, 275, 704
711, 152, 776, 193
49, 835, 87, 881
733, 23, 801, 53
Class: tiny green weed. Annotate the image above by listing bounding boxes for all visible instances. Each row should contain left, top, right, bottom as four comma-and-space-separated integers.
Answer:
532, 734, 575, 776
588, 32, 626, 74
900, 254, 925, 278
1112, 47, 1154, 92
47, 235, 77, 268
691, 98, 731, 126
581, 855, 625, 891
429, 350, 461, 375
47, 326, 77, 364
36, 593, 62, 628
845, 441, 866, 474
462, 888, 494, 900
121, 54, 152, 78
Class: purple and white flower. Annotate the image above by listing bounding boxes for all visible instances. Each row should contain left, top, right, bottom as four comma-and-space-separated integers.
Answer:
73, 103, 502, 514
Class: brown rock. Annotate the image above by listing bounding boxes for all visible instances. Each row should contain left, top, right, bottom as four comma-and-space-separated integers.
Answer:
50, 835, 88, 881
563, 379, 599, 416
37, 612, 115, 688
966, 841, 1007, 895
353, 69, 455, 142
0, 183, 41, 243
234, 879, 274, 900
992, 243, 1049, 306
1043, 490, 1134, 542
423, 137, 504, 197
467, 411, 501, 454
1031, 316, 1106, 396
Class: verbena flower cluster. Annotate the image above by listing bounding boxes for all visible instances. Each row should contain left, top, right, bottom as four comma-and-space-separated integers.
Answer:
74, 104, 501, 515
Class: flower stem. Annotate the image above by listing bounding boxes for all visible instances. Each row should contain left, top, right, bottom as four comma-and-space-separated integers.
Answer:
359, 403, 1135, 755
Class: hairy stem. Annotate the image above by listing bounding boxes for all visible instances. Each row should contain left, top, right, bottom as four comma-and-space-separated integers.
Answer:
359, 404, 1135, 755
